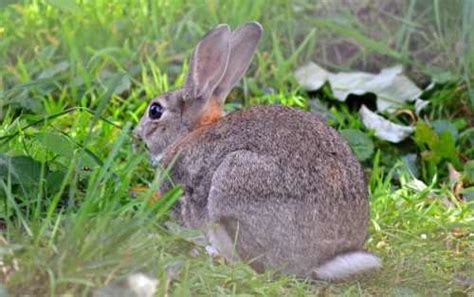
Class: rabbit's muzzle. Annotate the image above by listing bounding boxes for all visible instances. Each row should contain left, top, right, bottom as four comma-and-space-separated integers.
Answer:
132, 125, 161, 167
131, 125, 143, 153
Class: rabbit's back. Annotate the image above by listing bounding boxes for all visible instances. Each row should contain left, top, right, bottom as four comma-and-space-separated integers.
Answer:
165, 105, 369, 277
169, 107, 364, 220
176, 104, 367, 205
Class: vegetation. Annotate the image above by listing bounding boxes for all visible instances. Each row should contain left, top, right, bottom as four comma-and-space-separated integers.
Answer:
1, 1, 473, 296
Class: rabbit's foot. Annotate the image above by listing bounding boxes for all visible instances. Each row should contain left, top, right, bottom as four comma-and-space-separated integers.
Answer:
207, 223, 240, 263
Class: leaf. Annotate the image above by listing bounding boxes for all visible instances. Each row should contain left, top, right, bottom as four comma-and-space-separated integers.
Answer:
359, 105, 414, 143
414, 122, 438, 148
431, 131, 459, 166
37, 61, 69, 79
340, 129, 374, 161
414, 98, 430, 114
294, 62, 329, 91
421, 150, 441, 164
415, 124, 459, 165
33, 132, 75, 159
46, 170, 66, 194
433, 131, 458, 162
33, 132, 98, 169
295, 63, 422, 112
405, 178, 428, 192
431, 119, 459, 140
0, 154, 43, 186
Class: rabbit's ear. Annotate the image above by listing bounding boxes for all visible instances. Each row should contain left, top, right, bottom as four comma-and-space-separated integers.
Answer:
212, 22, 263, 106
184, 24, 231, 101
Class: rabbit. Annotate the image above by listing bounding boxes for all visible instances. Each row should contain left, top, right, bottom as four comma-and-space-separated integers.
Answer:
134, 21, 381, 281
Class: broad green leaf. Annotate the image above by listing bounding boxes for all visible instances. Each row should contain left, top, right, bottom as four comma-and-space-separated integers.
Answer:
0, 154, 43, 186
33, 132, 75, 159
78, 150, 101, 169
414, 122, 438, 148
340, 129, 374, 161
435, 130, 458, 161
33, 132, 98, 169
46, 170, 66, 194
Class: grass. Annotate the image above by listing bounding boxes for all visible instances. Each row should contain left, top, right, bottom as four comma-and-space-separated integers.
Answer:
1, 0, 473, 296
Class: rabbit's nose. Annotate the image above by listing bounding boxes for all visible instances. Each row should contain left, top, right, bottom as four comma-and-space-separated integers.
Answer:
133, 125, 143, 140
132, 126, 144, 153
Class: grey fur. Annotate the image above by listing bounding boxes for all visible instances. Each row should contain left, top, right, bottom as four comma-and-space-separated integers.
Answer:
212, 22, 263, 104
185, 24, 231, 101
134, 22, 380, 280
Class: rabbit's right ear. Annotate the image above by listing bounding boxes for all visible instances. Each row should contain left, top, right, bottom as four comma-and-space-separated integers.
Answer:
212, 22, 263, 106
184, 24, 231, 101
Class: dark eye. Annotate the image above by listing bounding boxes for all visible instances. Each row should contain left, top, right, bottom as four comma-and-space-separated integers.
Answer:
148, 102, 164, 120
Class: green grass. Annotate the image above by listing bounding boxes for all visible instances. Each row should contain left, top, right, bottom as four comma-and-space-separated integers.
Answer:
1, 1, 473, 296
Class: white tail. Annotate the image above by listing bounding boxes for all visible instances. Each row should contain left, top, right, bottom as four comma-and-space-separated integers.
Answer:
314, 251, 381, 281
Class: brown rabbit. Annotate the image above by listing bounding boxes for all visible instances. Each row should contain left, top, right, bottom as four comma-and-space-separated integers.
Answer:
134, 22, 381, 280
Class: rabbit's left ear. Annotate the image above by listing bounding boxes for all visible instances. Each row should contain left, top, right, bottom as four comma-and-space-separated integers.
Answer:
184, 24, 231, 101
212, 22, 263, 106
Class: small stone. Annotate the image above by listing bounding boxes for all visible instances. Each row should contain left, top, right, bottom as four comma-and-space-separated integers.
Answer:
93, 272, 158, 297
205, 245, 220, 257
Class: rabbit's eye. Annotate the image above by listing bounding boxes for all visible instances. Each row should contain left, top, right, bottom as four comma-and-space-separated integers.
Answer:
149, 102, 164, 120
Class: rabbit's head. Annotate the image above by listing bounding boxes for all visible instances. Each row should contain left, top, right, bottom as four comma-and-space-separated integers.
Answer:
134, 22, 262, 163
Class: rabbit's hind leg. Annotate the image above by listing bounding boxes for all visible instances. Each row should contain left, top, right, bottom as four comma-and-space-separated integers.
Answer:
207, 215, 267, 273
207, 219, 240, 263
206, 150, 292, 274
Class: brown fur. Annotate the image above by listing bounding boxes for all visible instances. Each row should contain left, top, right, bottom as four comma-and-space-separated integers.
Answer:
195, 98, 224, 127
134, 22, 379, 280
